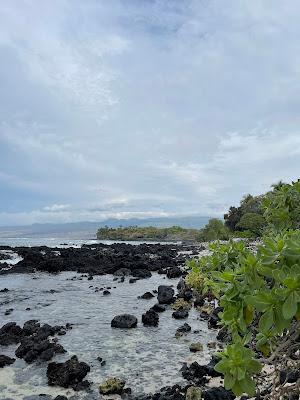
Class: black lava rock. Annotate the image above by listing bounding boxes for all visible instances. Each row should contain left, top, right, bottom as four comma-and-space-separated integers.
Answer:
172, 310, 189, 319
157, 285, 175, 304
142, 310, 159, 326
151, 303, 166, 312
0, 322, 23, 346
203, 387, 235, 400
111, 314, 138, 328
0, 354, 15, 368
166, 266, 182, 278
141, 292, 155, 299
47, 355, 90, 390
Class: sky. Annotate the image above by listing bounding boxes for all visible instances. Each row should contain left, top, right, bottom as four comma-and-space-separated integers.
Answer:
0, 0, 300, 226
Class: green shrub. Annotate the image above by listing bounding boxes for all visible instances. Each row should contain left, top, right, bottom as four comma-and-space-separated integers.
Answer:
198, 218, 230, 242
236, 212, 266, 236
186, 180, 300, 397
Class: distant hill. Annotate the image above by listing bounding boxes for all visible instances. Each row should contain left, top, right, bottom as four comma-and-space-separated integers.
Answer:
0, 216, 211, 239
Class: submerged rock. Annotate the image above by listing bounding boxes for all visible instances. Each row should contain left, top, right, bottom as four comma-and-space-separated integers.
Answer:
157, 285, 175, 304
111, 314, 138, 328
175, 323, 191, 337
99, 377, 126, 395
142, 310, 159, 326
0, 354, 15, 367
151, 303, 166, 312
141, 291, 155, 299
189, 343, 203, 352
47, 355, 90, 390
172, 309, 189, 319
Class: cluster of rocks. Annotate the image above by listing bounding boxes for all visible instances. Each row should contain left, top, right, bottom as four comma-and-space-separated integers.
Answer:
0, 320, 69, 364
0, 243, 195, 276
0, 242, 234, 399
47, 355, 91, 391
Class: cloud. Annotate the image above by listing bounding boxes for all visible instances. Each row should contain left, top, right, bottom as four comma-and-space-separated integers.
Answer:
0, 0, 300, 225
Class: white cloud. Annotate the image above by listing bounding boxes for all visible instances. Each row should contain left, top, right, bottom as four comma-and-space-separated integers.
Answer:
0, 1, 300, 225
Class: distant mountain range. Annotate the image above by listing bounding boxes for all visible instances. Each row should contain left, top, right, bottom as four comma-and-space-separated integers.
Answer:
0, 216, 211, 239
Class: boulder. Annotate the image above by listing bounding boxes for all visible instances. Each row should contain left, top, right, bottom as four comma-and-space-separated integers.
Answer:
23, 320, 40, 336
142, 310, 159, 326
0, 322, 23, 346
167, 266, 182, 278
0, 354, 15, 368
172, 309, 189, 319
111, 314, 138, 328
99, 377, 125, 395
157, 285, 175, 304
47, 355, 90, 390
151, 303, 166, 313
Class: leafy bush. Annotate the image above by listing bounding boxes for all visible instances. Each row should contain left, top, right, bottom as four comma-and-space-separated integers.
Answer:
263, 180, 300, 231
186, 180, 300, 397
96, 225, 200, 241
236, 212, 266, 236
197, 218, 230, 242
224, 194, 265, 232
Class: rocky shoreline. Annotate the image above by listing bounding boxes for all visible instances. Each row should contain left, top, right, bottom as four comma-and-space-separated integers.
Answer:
0, 243, 201, 276
0, 243, 235, 400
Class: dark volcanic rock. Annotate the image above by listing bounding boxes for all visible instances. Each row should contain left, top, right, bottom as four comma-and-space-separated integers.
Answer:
166, 266, 182, 278
111, 314, 138, 328
0, 354, 15, 367
177, 278, 193, 301
208, 307, 222, 329
23, 320, 40, 336
129, 278, 139, 284
2, 243, 194, 277
176, 323, 191, 334
114, 268, 131, 276
15, 321, 66, 363
140, 291, 155, 299
279, 369, 300, 384
0, 322, 23, 346
150, 303, 166, 312
157, 285, 175, 304
132, 269, 152, 279
181, 359, 221, 385
142, 310, 159, 326
47, 355, 90, 390
172, 310, 188, 319
203, 387, 235, 400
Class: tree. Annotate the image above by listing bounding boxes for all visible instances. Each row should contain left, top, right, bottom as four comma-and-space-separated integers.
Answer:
236, 212, 266, 236
198, 218, 230, 241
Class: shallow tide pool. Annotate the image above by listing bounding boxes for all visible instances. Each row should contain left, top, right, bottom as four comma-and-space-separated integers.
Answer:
0, 272, 216, 399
